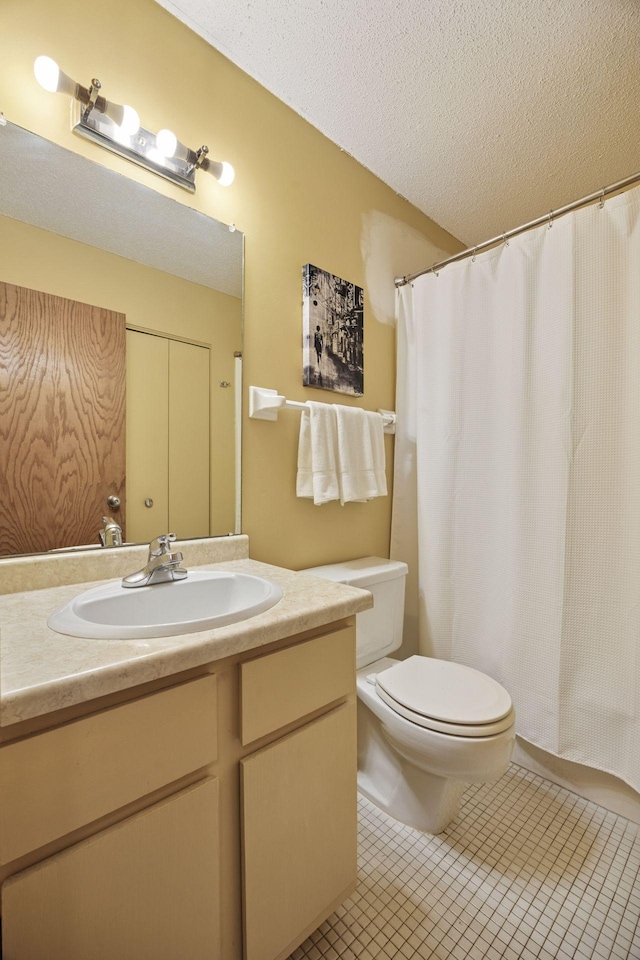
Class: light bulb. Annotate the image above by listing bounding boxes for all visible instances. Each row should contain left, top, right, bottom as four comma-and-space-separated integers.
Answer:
156, 128, 177, 158
102, 100, 140, 136
34, 56, 77, 97
206, 159, 235, 186
119, 105, 140, 136
217, 161, 235, 186
156, 128, 190, 162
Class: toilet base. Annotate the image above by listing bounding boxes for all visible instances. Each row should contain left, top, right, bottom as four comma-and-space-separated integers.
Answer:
358, 767, 465, 835
357, 697, 465, 834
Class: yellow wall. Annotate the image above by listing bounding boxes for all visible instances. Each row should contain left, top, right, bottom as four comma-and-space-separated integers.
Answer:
2, 0, 462, 569
0, 215, 241, 536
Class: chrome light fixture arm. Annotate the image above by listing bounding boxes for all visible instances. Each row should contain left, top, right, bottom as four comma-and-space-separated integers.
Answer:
82, 78, 102, 123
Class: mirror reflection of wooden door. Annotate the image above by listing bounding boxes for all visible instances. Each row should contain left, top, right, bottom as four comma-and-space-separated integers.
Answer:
0, 282, 126, 556
126, 330, 210, 543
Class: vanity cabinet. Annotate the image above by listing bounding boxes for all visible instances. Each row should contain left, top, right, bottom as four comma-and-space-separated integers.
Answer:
0, 621, 357, 960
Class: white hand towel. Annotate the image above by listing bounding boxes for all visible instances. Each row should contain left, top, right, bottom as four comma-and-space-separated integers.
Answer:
366, 410, 388, 498
296, 401, 340, 505
334, 405, 388, 504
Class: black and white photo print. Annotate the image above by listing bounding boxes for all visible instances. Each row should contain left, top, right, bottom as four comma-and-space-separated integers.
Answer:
302, 263, 364, 396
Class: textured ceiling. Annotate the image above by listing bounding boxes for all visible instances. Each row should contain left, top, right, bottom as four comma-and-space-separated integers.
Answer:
155, 0, 639, 245
0, 122, 243, 297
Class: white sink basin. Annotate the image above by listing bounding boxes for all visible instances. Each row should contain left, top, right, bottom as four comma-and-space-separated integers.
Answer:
47, 570, 284, 640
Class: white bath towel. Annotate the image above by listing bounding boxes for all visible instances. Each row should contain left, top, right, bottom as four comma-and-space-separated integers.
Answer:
296, 401, 340, 505
334, 405, 388, 504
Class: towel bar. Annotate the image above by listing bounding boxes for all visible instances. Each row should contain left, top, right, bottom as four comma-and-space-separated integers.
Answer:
248, 386, 396, 435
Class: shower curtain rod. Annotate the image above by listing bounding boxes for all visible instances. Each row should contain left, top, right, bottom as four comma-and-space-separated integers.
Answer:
395, 169, 640, 287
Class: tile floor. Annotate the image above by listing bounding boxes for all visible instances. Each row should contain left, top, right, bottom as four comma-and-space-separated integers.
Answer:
291, 764, 640, 960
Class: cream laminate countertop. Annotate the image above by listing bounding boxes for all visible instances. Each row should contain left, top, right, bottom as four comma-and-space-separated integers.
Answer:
0, 559, 372, 726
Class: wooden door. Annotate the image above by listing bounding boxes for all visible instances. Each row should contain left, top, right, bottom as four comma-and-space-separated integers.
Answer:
0, 282, 126, 555
241, 703, 357, 960
1, 778, 221, 960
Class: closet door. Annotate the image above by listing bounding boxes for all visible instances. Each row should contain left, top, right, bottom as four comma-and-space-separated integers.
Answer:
169, 339, 210, 538
125, 330, 169, 542
126, 331, 210, 543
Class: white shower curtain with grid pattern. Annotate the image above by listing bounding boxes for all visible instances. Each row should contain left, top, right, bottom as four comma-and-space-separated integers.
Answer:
391, 186, 640, 791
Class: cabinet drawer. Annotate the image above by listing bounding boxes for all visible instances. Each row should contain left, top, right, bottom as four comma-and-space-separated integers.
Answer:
2, 778, 220, 960
0, 674, 217, 865
240, 626, 355, 745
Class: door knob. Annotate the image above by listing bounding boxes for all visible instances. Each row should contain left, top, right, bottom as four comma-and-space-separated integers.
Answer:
107, 495, 121, 509
144, 498, 154, 508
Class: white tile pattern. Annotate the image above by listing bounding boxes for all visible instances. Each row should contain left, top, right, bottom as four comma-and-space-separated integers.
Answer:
290, 765, 640, 960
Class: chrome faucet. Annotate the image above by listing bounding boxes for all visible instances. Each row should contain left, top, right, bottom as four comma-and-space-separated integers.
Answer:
100, 516, 123, 547
122, 533, 188, 588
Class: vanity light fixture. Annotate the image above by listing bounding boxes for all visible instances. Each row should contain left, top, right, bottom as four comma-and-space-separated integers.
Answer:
33, 55, 234, 194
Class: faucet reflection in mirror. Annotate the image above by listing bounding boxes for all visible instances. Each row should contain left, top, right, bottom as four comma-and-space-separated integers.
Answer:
33, 55, 234, 194
99, 517, 123, 548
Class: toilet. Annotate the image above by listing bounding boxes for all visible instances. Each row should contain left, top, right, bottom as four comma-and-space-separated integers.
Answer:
303, 557, 516, 834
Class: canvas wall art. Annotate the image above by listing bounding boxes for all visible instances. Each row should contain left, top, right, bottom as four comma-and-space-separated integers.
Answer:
302, 263, 364, 397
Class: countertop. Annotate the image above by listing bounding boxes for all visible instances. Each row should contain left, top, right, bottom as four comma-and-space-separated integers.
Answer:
0, 558, 372, 726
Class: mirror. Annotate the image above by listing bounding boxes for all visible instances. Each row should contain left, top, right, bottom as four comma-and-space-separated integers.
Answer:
0, 121, 243, 558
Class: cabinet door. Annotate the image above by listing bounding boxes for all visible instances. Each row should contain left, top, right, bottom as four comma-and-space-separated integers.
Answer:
2, 779, 220, 960
242, 703, 357, 960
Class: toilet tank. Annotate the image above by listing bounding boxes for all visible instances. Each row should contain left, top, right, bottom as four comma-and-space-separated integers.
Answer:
302, 557, 408, 669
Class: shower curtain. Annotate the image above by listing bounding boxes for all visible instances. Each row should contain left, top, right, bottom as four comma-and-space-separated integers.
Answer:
391, 186, 640, 792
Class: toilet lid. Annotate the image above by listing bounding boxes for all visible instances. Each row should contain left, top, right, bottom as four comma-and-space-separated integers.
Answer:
375, 655, 513, 728
375, 685, 516, 737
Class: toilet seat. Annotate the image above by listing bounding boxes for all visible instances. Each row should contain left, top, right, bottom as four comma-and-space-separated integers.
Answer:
374, 656, 515, 738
